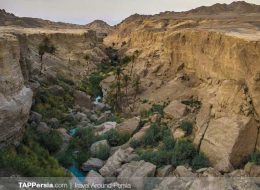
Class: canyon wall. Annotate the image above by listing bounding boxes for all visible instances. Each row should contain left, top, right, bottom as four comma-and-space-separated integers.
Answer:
0, 33, 33, 146
104, 16, 260, 171
0, 28, 108, 147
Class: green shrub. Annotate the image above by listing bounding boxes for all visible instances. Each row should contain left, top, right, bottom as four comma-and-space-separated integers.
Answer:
138, 150, 172, 167
39, 130, 63, 153
94, 144, 110, 160
102, 129, 130, 147
0, 144, 68, 177
250, 152, 260, 165
79, 72, 104, 97
162, 136, 175, 151
180, 121, 193, 136
171, 140, 197, 167
192, 153, 209, 170
57, 151, 74, 167
76, 128, 97, 149
130, 139, 143, 149
150, 104, 165, 115
143, 123, 161, 146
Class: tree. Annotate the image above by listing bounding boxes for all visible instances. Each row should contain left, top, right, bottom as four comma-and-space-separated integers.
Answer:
123, 74, 130, 106
115, 67, 123, 111
38, 37, 56, 74
130, 50, 140, 76
131, 74, 141, 111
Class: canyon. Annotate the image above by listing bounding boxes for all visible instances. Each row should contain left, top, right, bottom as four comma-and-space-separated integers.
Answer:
0, 1, 260, 187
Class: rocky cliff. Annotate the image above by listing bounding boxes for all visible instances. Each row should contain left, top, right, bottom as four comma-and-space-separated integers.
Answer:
0, 33, 33, 146
0, 25, 109, 147
103, 1, 260, 171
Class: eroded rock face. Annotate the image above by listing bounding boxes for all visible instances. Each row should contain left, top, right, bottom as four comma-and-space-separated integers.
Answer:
0, 34, 33, 146
103, 11, 260, 171
200, 116, 258, 172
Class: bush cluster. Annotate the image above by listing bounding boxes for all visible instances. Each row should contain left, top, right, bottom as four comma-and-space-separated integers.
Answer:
134, 122, 209, 170
179, 121, 193, 136
101, 129, 130, 147
0, 128, 68, 177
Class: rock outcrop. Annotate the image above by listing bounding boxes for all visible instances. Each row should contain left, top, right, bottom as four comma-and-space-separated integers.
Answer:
103, 2, 260, 171
0, 34, 33, 146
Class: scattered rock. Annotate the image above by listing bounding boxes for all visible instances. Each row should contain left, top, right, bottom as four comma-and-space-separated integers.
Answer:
229, 169, 248, 177
85, 170, 105, 185
175, 166, 196, 177
156, 165, 173, 177
37, 122, 50, 134
90, 140, 110, 156
73, 90, 93, 109
30, 111, 42, 124
76, 112, 88, 122
95, 122, 117, 135
244, 162, 260, 177
93, 102, 106, 112
201, 167, 222, 177
48, 118, 59, 128
82, 158, 104, 172
99, 147, 134, 177
116, 117, 140, 135
117, 160, 156, 190
131, 124, 151, 141
90, 114, 98, 122
163, 100, 188, 119
56, 128, 71, 142
47, 85, 64, 95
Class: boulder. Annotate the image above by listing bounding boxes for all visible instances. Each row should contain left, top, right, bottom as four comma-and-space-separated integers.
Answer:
75, 112, 87, 121
175, 166, 196, 177
90, 114, 98, 122
200, 167, 222, 177
156, 165, 173, 177
163, 100, 188, 119
244, 162, 260, 177
153, 178, 192, 190
116, 117, 140, 135
229, 169, 248, 177
173, 128, 186, 139
85, 170, 105, 185
95, 122, 117, 135
73, 90, 92, 109
189, 178, 233, 190
47, 85, 64, 95
131, 124, 151, 141
93, 102, 106, 112
30, 111, 42, 124
82, 158, 104, 172
90, 140, 110, 156
117, 160, 156, 190
199, 116, 258, 172
37, 122, 50, 134
193, 103, 212, 147
56, 128, 71, 142
48, 118, 59, 128
99, 148, 134, 177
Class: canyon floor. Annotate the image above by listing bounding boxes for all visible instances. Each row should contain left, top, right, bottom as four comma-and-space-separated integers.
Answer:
0, 1, 260, 190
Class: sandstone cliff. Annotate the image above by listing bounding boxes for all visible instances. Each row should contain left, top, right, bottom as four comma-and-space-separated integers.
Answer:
103, 2, 260, 171
0, 33, 33, 146
0, 24, 110, 146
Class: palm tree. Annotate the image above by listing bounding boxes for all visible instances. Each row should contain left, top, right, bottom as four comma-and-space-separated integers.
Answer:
115, 67, 123, 111
131, 75, 141, 111
123, 74, 130, 108
130, 50, 140, 76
